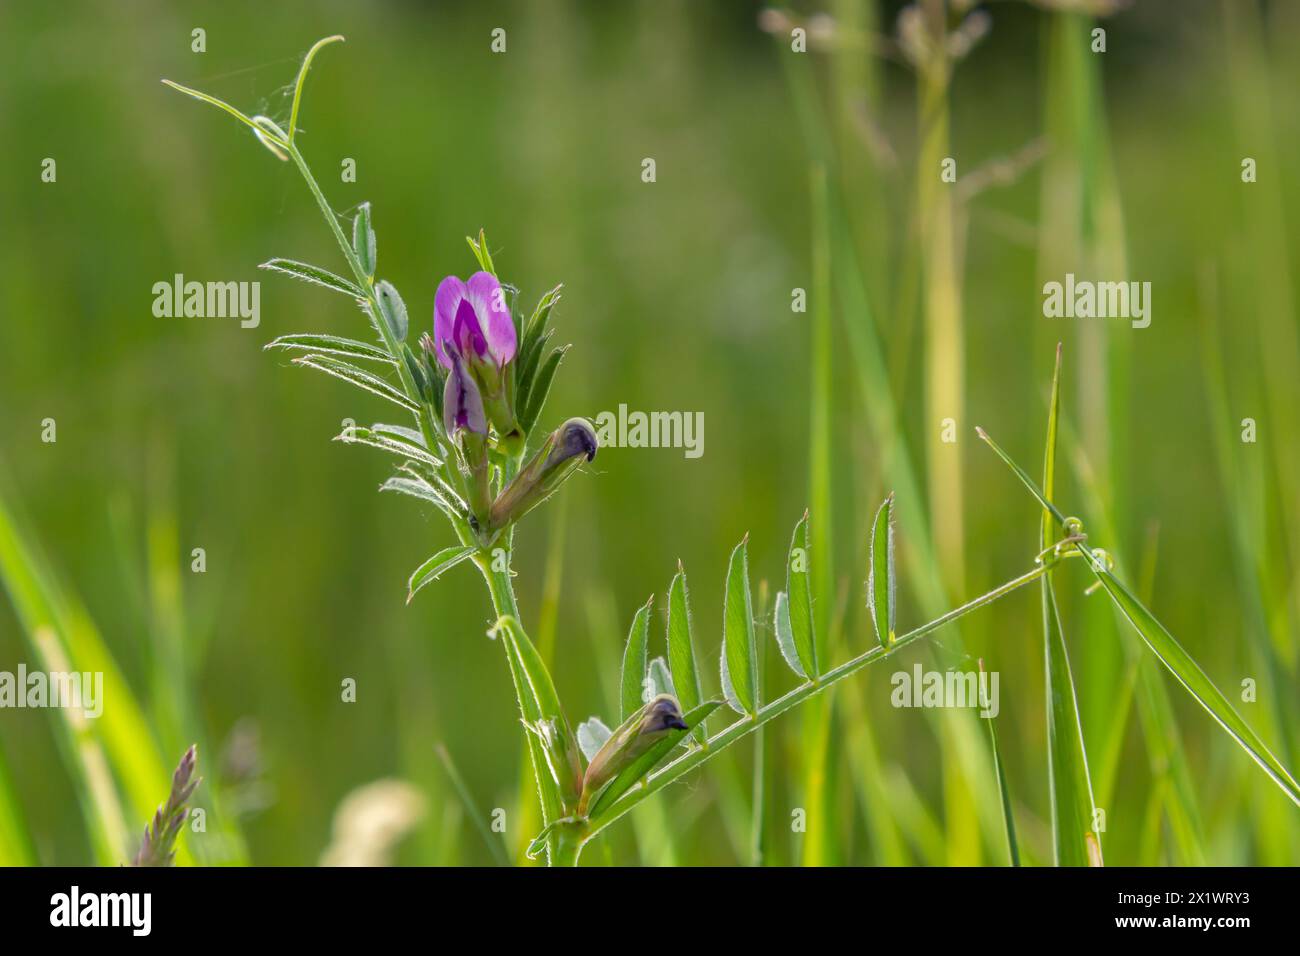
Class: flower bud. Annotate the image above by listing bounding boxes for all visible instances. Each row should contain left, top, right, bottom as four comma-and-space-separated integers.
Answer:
487, 417, 597, 534
578, 695, 689, 817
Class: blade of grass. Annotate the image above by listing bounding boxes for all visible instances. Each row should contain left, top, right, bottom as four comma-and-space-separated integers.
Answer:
434, 742, 509, 866
801, 162, 839, 865
979, 659, 1019, 866
0, 741, 35, 865
0, 490, 194, 864
1039, 345, 1102, 866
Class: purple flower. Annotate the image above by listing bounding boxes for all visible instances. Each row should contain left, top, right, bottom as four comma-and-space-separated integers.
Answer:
443, 345, 488, 437
433, 271, 516, 372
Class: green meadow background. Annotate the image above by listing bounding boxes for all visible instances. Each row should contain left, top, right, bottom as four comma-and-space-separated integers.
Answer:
1, 0, 1298, 865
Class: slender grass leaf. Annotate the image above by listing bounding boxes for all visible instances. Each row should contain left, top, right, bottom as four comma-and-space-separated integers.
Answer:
621, 597, 653, 719
785, 511, 818, 677
586, 701, 721, 820
867, 494, 896, 648
1042, 581, 1101, 865
259, 259, 364, 298
1038, 346, 1102, 867
722, 536, 758, 715
433, 742, 508, 866
0, 496, 194, 865
772, 591, 806, 679
976, 426, 1066, 525
0, 743, 34, 865
264, 333, 392, 364
979, 659, 1019, 866
577, 718, 613, 763
406, 546, 476, 603
292, 354, 419, 412
666, 567, 706, 745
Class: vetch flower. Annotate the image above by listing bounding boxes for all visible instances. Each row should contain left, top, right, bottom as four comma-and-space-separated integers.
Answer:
434, 271, 522, 448
433, 271, 516, 372
487, 417, 597, 534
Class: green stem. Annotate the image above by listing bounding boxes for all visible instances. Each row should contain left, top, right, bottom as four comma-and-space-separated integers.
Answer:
583, 560, 1054, 843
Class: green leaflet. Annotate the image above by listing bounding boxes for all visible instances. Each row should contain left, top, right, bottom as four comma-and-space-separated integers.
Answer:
867, 494, 896, 648
785, 512, 818, 676
352, 204, 376, 280
258, 259, 365, 298
264, 333, 392, 364
577, 717, 613, 762
406, 546, 477, 603
721, 537, 757, 715
291, 354, 419, 413
648, 657, 675, 698
374, 281, 408, 343
772, 591, 806, 679
335, 426, 443, 470
378, 474, 464, 523
666, 567, 707, 745
621, 597, 653, 720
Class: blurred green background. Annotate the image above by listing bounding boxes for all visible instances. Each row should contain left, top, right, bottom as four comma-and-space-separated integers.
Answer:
1, 0, 1298, 866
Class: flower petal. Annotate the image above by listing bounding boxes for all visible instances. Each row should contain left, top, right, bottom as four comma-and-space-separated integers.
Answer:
453, 298, 488, 358
442, 348, 487, 436
433, 275, 468, 369
465, 271, 516, 366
